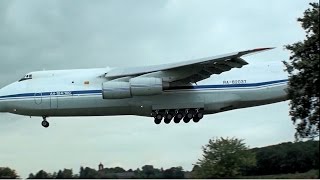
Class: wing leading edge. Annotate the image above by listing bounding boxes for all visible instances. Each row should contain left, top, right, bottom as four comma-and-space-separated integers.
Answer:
105, 47, 274, 85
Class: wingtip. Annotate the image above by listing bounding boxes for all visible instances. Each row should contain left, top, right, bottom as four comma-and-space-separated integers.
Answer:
239, 47, 275, 57
253, 47, 276, 51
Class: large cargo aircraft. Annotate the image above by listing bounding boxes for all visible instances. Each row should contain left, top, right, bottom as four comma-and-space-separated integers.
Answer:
0, 48, 288, 128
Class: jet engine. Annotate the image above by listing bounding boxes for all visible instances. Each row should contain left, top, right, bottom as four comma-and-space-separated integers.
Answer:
102, 77, 163, 99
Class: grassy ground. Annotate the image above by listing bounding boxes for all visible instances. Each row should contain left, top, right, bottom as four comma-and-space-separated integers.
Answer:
240, 169, 319, 179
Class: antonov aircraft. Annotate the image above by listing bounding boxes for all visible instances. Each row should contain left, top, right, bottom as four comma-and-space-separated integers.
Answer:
0, 48, 288, 128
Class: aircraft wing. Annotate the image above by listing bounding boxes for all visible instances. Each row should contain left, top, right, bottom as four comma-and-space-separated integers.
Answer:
105, 48, 273, 85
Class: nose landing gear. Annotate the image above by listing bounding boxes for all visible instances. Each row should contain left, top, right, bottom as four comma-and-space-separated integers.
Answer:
41, 116, 49, 128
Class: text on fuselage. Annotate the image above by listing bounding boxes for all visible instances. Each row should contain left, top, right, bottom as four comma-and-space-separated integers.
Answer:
50, 91, 72, 96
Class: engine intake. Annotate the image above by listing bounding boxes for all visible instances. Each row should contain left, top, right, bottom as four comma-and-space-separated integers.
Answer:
102, 77, 163, 99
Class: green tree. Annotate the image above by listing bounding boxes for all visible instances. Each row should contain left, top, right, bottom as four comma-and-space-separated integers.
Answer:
283, 2, 319, 139
30, 170, 52, 179
0, 167, 19, 179
250, 140, 319, 175
101, 167, 126, 174
163, 167, 185, 179
133, 165, 164, 178
79, 167, 98, 179
56, 171, 63, 179
141, 165, 155, 178
28, 173, 35, 179
56, 169, 73, 179
192, 137, 256, 178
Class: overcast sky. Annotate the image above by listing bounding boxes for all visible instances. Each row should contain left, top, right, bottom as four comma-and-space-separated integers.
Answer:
0, 0, 315, 178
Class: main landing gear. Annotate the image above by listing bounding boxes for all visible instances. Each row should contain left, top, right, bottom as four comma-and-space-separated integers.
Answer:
152, 108, 204, 124
41, 116, 49, 128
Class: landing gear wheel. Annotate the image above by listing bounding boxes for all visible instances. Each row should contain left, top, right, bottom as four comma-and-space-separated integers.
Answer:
154, 118, 161, 124
195, 112, 204, 119
174, 113, 183, 123
164, 118, 171, 124
154, 114, 163, 124
185, 112, 193, 119
193, 117, 200, 123
165, 113, 173, 121
183, 117, 191, 123
41, 120, 49, 128
41, 116, 49, 128
193, 112, 203, 123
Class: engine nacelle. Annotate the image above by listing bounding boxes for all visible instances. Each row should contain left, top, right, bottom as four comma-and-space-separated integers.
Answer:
102, 81, 131, 99
102, 77, 163, 99
130, 77, 163, 96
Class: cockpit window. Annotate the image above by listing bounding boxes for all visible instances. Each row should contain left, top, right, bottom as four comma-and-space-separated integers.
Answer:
19, 74, 33, 82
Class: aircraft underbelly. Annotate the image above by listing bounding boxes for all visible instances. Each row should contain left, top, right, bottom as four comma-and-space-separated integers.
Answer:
51, 92, 205, 116
11, 91, 208, 117
8, 84, 287, 117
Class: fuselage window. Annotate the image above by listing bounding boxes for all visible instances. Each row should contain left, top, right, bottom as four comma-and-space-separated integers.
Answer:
19, 74, 33, 82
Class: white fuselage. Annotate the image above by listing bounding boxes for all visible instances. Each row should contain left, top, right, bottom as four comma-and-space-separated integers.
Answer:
0, 68, 288, 117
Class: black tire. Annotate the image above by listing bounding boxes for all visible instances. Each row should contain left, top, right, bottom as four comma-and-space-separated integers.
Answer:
156, 114, 163, 120
154, 114, 163, 124
183, 117, 191, 123
154, 118, 161, 124
193, 117, 200, 123
195, 112, 204, 119
165, 113, 173, 120
185, 112, 193, 119
174, 113, 183, 123
176, 112, 183, 119
41, 120, 49, 128
164, 118, 171, 124
174, 118, 181, 123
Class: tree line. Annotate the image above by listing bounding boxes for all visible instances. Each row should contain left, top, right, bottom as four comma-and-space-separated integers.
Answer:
248, 140, 319, 176
27, 165, 185, 179
0, 165, 186, 179
191, 138, 319, 178
1, 139, 318, 179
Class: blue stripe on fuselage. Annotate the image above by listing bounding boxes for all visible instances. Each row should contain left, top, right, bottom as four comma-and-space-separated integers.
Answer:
167, 79, 288, 90
0, 79, 288, 100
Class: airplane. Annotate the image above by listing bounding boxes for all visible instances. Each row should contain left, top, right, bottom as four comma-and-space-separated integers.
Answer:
0, 47, 288, 128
